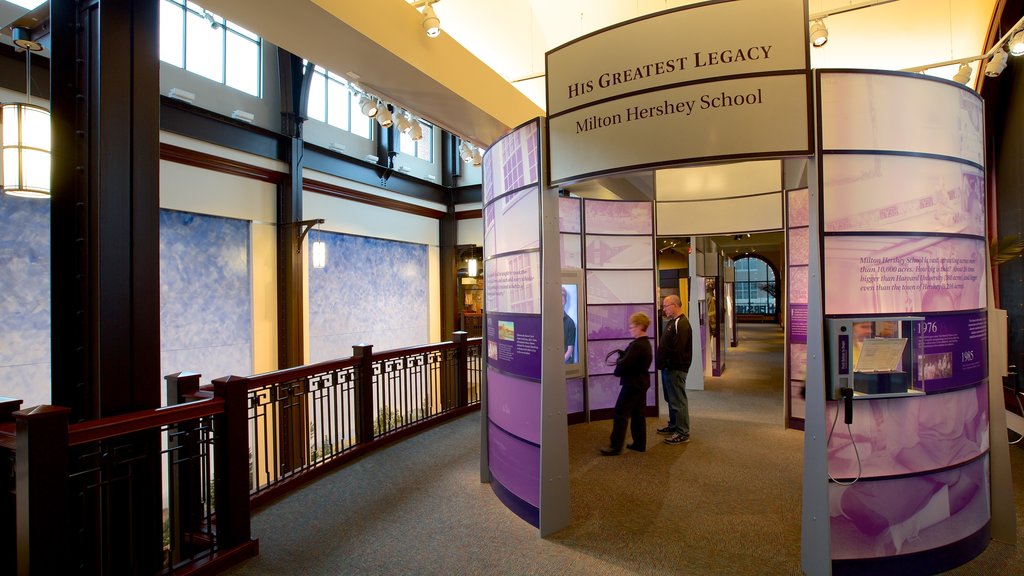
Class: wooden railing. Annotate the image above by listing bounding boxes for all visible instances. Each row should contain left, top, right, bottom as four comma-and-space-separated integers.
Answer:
1, 333, 481, 575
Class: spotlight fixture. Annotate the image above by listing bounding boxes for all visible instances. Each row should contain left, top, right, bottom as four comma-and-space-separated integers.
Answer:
375, 105, 394, 128
809, 19, 828, 48
471, 148, 482, 167
422, 3, 441, 38
409, 120, 424, 141
395, 113, 413, 134
458, 141, 474, 163
953, 62, 973, 84
985, 50, 1008, 77
1009, 31, 1024, 57
358, 95, 379, 118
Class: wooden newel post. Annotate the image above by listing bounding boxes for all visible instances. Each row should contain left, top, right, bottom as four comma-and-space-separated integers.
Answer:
14, 404, 71, 576
212, 376, 252, 549
0, 397, 22, 423
353, 344, 375, 443
453, 331, 470, 407
165, 372, 202, 563
166, 371, 202, 405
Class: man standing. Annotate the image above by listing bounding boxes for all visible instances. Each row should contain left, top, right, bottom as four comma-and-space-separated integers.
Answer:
657, 294, 693, 444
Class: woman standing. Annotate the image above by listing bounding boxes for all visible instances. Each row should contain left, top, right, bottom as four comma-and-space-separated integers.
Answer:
601, 312, 653, 455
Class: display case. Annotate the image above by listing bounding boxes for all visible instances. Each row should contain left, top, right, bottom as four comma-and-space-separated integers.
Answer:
825, 316, 925, 400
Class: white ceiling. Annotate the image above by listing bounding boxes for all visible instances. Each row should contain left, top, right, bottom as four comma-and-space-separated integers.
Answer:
0, 1, 1004, 147
430, 0, 1001, 109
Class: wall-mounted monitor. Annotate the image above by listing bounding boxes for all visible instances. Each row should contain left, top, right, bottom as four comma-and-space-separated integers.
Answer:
562, 269, 585, 379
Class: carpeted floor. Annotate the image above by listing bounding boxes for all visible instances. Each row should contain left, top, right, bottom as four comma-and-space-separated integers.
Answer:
224, 324, 1024, 575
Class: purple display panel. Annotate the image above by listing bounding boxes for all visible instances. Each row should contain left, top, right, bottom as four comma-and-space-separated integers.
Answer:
823, 155, 984, 238
789, 227, 809, 266
828, 384, 988, 479
585, 235, 653, 269
823, 235, 986, 315
916, 311, 987, 393
482, 120, 539, 204
790, 343, 808, 380
788, 188, 809, 227
485, 252, 541, 314
559, 196, 581, 233
790, 304, 808, 344
483, 187, 540, 259
789, 266, 808, 304
829, 455, 990, 560
790, 381, 807, 419
586, 270, 654, 304
566, 377, 585, 415
485, 313, 542, 380
588, 373, 657, 412
584, 199, 653, 234
560, 233, 582, 269
819, 73, 983, 166
487, 421, 540, 508
587, 338, 633, 376
587, 304, 658, 340
487, 367, 541, 445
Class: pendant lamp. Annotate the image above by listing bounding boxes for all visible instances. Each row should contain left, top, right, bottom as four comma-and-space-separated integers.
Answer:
3, 29, 50, 198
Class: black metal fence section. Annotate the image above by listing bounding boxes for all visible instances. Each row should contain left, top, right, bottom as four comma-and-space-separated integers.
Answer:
5, 378, 257, 575
0, 333, 481, 574
243, 333, 481, 504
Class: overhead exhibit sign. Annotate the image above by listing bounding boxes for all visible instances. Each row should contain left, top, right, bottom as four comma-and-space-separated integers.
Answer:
545, 0, 811, 185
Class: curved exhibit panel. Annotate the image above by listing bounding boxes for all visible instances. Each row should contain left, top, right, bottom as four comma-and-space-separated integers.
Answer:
656, 192, 782, 236
788, 187, 809, 227
583, 199, 652, 234
822, 235, 986, 316
488, 421, 540, 520
586, 338, 634, 376
816, 70, 990, 574
587, 373, 656, 412
483, 186, 541, 259
487, 367, 542, 445
827, 383, 989, 479
560, 233, 582, 269
584, 235, 653, 269
482, 121, 540, 203
558, 195, 581, 233
819, 72, 983, 166
656, 160, 782, 201
829, 456, 990, 563
587, 304, 658, 339
586, 270, 655, 304
823, 155, 984, 237
485, 252, 542, 314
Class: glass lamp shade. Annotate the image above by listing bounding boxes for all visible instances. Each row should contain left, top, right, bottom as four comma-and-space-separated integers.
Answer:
467, 257, 477, 277
2, 102, 50, 198
312, 239, 327, 269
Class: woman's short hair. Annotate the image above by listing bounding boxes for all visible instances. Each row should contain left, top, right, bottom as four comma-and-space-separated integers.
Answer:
629, 312, 650, 331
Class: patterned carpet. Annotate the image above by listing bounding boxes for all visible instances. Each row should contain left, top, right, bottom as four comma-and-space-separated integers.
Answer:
225, 324, 1024, 575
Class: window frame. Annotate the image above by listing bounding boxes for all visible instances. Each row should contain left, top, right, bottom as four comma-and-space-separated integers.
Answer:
161, 0, 263, 97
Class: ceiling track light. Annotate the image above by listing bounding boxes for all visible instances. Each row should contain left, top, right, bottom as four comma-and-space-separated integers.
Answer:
358, 95, 378, 118
376, 105, 394, 128
458, 141, 474, 163
952, 62, 973, 84
409, 120, 423, 141
1009, 30, 1024, 57
809, 19, 828, 48
985, 50, 1008, 78
422, 2, 441, 38
395, 112, 413, 134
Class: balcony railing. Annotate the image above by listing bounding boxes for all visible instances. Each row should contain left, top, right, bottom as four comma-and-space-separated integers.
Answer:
1, 333, 481, 575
